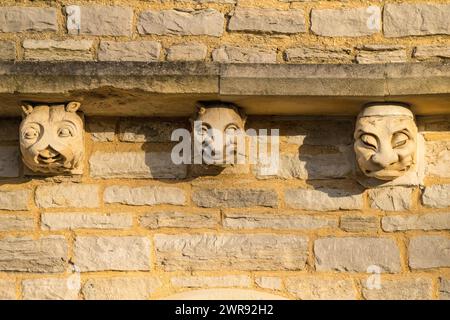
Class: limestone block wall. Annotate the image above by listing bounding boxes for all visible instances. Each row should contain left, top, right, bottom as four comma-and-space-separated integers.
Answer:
0, 1, 449, 64
0, 116, 449, 300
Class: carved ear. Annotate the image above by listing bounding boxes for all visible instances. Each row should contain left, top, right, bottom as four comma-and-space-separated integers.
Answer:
238, 108, 247, 125
66, 102, 81, 113
21, 104, 34, 117
190, 104, 206, 124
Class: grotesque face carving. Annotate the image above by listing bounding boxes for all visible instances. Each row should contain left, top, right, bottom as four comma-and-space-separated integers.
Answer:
193, 104, 246, 166
354, 104, 418, 181
19, 102, 84, 174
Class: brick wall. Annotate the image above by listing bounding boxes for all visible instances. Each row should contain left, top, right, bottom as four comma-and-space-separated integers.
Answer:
0, 1, 449, 64
0, 116, 449, 300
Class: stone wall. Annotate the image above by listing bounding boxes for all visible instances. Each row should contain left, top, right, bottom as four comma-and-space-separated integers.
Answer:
0, 115, 449, 300
0, 1, 449, 64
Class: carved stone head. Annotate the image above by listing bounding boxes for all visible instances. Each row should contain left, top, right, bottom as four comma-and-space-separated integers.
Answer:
192, 103, 246, 166
354, 104, 418, 181
19, 102, 84, 175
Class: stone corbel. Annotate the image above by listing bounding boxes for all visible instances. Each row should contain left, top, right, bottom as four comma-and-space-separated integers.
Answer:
19, 102, 85, 175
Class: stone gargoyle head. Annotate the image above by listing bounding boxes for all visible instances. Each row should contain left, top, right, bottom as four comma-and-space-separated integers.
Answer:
191, 103, 247, 166
354, 103, 418, 181
19, 102, 84, 175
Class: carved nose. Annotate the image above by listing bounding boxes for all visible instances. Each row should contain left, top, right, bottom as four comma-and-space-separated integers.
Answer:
371, 149, 398, 168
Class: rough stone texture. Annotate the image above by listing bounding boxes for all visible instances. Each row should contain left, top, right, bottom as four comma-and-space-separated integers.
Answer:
340, 216, 379, 233
68, 6, 133, 36
104, 185, 186, 206
285, 47, 353, 64
0, 146, 20, 178
440, 278, 450, 300
74, 236, 151, 272
192, 189, 278, 208
42, 212, 133, 230
223, 213, 338, 230
140, 211, 219, 229
414, 45, 450, 61
425, 141, 450, 178
0, 236, 67, 273
23, 40, 94, 61
90, 152, 187, 179
0, 190, 30, 211
0, 280, 16, 300
286, 277, 356, 300
171, 276, 251, 288
212, 46, 276, 63
311, 7, 381, 37
87, 118, 116, 142
315, 237, 401, 273
98, 41, 161, 62
422, 185, 450, 208
362, 278, 432, 300
138, 9, 224, 36
285, 188, 363, 211
382, 213, 450, 232
155, 234, 308, 271
228, 8, 306, 34
0, 119, 19, 141
409, 236, 450, 269
0, 214, 34, 231
82, 277, 161, 300
356, 45, 407, 64
22, 278, 80, 300
255, 276, 282, 291
119, 119, 187, 142
368, 187, 413, 212
0, 7, 57, 32
35, 184, 99, 209
384, 4, 450, 37
0, 41, 15, 61
166, 42, 207, 61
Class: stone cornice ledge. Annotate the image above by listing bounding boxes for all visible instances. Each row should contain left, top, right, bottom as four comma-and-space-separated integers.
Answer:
0, 61, 449, 116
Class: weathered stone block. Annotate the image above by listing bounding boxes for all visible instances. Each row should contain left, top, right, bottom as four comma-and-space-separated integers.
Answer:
0, 41, 15, 61
167, 42, 207, 61
384, 4, 450, 37
311, 7, 381, 37
382, 213, 450, 232
0, 236, 67, 273
23, 40, 94, 61
0, 214, 34, 231
255, 276, 282, 291
98, 41, 161, 62
90, 152, 187, 179
368, 187, 413, 212
42, 212, 133, 230
285, 188, 363, 211
340, 215, 379, 233
422, 185, 450, 208
286, 277, 356, 300
155, 234, 308, 271
74, 236, 151, 271
171, 276, 251, 288
409, 236, 450, 269
414, 45, 450, 61
0, 7, 57, 32
66, 5, 133, 36
22, 278, 80, 300
356, 45, 407, 64
87, 118, 116, 142
0, 146, 20, 178
82, 277, 161, 300
0, 119, 19, 141
104, 185, 186, 206
440, 278, 450, 300
212, 46, 276, 63
0, 280, 16, 300
285, 47, 353, 64
315, 237, 401, 273
192, 189, 278, 208
362, 278, 432, 300
223, 213, 338, 230
0, 190, 30, 211
228, 8, 306, 34
138, 9, 224, 36
119, 119, 187, 142
425, 141, 450, 178
140, 211, 219, 229
35, 184, 100, 209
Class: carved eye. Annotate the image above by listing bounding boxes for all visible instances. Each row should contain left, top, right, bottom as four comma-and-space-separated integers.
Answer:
392, 132, 409, 148
360, 134, 378, 150
225, 124, 239, 135
23, 127, 39, 140
58, 127, 73, 138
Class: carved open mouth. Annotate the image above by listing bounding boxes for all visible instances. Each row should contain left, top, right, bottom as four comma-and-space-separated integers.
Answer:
37, 153, 64, 164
